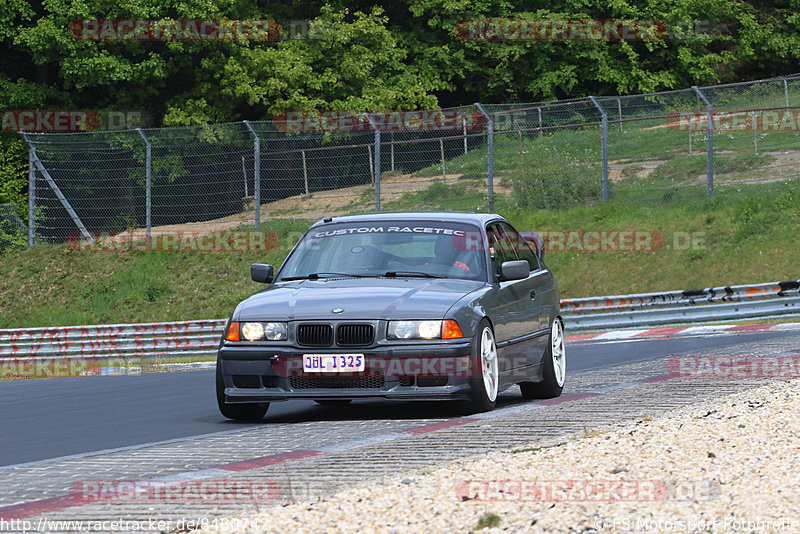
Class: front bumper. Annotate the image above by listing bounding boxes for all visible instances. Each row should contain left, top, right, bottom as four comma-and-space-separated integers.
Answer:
218, 341, 475, 403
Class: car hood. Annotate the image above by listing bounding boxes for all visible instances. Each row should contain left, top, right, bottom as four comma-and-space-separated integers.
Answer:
235, 277, 485, 321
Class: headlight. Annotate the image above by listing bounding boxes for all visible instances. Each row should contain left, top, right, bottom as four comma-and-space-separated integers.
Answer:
387, 320, 443, 340
240, 322, 288, 341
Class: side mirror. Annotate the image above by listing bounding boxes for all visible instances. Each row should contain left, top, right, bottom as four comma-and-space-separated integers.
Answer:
251, 263, 274, 284
500, 260, 530, 281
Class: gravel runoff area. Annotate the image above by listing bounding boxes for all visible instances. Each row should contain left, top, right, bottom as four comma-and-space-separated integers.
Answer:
195, 378, 800, 534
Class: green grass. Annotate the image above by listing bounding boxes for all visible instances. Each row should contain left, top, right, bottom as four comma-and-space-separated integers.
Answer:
649, 153, 777, 182
474, 512, 502, 530
1, 184, 799, 328
4, 108, 800, 329
0, 220, 310, 328
507, 183, 800, 297
396, 115, 797, 215
383, 179, 495, 212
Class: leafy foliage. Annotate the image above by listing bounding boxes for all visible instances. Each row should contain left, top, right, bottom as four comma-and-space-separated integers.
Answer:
3, 1, 800, 214
0, 137, 27, 221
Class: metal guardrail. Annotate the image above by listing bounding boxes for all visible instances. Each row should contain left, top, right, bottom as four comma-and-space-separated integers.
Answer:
561, 280, 800, 330
1, 280, 798, 361
0, 320, 225, 361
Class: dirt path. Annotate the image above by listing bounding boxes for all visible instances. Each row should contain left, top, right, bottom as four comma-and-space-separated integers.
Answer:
115, 171, 494, 238
114, 148, 798, 240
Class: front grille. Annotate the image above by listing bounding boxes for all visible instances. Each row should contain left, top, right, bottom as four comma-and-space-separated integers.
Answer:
290, 374, 384, 389
297, 324, 332, 346
337, 323, 374, 346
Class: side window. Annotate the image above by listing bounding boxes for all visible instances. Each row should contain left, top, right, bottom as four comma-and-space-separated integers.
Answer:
486, 223, 519, 279
501, 222, 540, 271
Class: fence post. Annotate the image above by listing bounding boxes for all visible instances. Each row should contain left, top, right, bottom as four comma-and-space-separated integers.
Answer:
26, 137, 35, 248
440, 138, 446, 183
136, 129, 152, 244
784, 79, 790, 108
243, 121, 260, 230
301, 150, 309, 195
21, 132, 94, 245
589, 96, 609, 202
474, 103, 494, 212
617, 98, 623, 133
692, 86, 714, 198
368, 145, 374, 184
753, 111, 758, 155
537, 107, 542, 136
462, 118, 468, 154
364, 114, 381, 212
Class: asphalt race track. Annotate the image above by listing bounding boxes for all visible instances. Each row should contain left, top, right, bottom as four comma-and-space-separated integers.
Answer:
1, 329, 795, 467
1, 326, 799, 528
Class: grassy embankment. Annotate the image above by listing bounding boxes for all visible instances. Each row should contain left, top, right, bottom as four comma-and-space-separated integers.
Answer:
1, 186, 798, 328
2, 110, 799, 328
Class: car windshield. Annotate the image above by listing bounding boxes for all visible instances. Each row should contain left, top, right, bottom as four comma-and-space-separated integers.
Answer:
278, 221, 487, 281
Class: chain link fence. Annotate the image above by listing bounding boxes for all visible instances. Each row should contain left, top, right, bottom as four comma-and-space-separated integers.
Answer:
19, 73, 800, 246
0, 203, 27, 250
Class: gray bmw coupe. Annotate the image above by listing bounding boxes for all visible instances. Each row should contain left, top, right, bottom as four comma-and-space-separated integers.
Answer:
217, 212, 564, 420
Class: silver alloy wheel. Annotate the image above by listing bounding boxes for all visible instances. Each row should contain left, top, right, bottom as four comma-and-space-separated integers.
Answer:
551, 318, 566, 387
480, 326, 499, 402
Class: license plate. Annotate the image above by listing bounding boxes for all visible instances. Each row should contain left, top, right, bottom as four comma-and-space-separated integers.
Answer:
302, 354, 365, 373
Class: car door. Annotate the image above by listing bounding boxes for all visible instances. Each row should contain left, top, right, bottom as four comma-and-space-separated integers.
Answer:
501, 222, 552, 366
481, 222, 531, 372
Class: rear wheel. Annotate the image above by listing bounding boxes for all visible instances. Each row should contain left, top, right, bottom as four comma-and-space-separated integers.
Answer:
216, 364, 269, 421
520, 317, 565, 399
467, 319, 499, 413
313, 399, 352, 406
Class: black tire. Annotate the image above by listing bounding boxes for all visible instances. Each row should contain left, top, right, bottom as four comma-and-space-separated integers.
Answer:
216, 364, 269, 421
520, 317, 566, 399
466, 319, 499, 413
313, 399, 352, 406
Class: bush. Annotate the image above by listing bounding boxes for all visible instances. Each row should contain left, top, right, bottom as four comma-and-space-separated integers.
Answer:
0, 218, 26, 252
0, 137, 28, 223
511, 147, 602, 210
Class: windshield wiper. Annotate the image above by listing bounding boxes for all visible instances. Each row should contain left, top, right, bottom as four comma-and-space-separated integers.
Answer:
281, 272, 368, 281
382, 271, 445, 279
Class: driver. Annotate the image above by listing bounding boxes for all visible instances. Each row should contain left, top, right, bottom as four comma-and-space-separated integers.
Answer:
434, 236, 474, 271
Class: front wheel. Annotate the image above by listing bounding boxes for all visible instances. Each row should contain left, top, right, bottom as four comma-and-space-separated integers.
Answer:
520, 317, 566, 399
216, 364, 269, 421
467, 319, 499, 413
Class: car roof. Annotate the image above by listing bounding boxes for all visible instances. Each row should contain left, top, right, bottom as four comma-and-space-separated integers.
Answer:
309, 211, 505, 228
